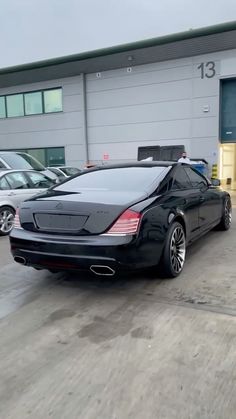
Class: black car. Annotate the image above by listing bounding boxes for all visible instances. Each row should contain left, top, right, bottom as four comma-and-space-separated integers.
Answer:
10, 162, 232, 278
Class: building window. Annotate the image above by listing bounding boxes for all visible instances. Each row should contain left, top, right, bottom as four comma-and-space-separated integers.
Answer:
0, 97, 6, 118
6, 94, 24, 117
43, 89, 62, 113
0, 87, 62, 119
24, 91, 43, 115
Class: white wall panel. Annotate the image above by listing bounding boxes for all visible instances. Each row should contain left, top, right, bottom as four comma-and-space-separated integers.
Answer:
88, 119, 191, 143
87, 66, 192, 93
0, 128, 83, 149
87, 79, 192, 110
88, 100, 191, 127
192, 117, 218, 138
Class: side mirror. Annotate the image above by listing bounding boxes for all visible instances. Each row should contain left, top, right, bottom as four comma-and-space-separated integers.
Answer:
211, 178, 221, 187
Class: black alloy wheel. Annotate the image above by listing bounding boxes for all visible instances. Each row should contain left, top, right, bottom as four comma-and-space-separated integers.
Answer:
218, 198, 232, 231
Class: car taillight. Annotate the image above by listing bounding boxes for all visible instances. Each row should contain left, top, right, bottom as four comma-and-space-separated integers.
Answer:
14, 208, 23, 229
104, 209, 142, 236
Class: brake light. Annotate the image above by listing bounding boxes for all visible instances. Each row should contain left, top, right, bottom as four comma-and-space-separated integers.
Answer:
14, 208, 23, 229
104, 209, 142, 236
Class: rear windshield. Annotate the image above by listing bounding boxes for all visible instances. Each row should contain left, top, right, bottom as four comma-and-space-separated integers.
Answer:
55, 166, 170, 193
60, 167, 80, 176
0, 153, 44, 171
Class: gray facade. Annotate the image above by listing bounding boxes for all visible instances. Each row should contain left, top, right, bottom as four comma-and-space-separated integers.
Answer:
85, 49, 234, 166
0, 76, 85, 167
0, 22, 236, 173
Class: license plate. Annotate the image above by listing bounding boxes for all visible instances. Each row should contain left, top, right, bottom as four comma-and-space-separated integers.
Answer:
34, 213, 88, 231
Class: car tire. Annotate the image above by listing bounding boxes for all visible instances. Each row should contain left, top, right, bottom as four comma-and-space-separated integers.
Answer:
0, 206, 15, 236
218, 198, 232, 231
160, 221, 186, 278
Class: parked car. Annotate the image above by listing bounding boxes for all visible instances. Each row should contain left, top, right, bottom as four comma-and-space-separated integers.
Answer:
10, 162, 232, 277
0, 170, 55, 235
47, 166, 81, 182
0, 151, 58, 180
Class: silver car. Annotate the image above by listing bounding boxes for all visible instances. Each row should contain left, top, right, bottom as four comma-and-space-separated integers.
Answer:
47, 166, 81, 182
0, 151, 57, 180
0, 169, 55, 235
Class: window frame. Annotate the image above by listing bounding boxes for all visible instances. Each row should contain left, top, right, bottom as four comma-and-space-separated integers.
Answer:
6, 93, 25, 118
24, 91, 43, 116
0, 175, 12, 190
24, 171, 54, 189
43, 88, 63, 114
171, 166, 193, 191
0, 87, 62, 119
4, 171, 31, 190
0, 96, 7, 119
183, 166, 209, 189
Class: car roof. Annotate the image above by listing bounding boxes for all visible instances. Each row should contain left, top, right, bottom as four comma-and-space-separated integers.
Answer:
87, 161, 179, 170
48, 166, 78, 169
0, 151, 25, 155
0, 169, 42, 176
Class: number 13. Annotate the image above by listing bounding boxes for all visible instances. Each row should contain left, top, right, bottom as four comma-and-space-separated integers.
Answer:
197, 62, 216, 79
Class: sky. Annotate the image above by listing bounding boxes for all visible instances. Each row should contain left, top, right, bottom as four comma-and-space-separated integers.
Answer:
0, 0, 236, 69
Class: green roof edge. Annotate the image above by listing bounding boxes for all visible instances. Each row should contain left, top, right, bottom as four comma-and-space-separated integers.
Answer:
1, 20, 236, 75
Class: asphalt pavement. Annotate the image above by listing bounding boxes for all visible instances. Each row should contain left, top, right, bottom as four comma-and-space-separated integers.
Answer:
0, 211, 236, 419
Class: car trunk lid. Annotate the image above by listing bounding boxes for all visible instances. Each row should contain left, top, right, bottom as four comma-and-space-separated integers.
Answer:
19, 190, 147, 235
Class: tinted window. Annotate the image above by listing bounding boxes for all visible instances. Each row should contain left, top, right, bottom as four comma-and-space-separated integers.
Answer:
44, 89, 62, 113
56, 166, 171, 193
24, 91, 43, 115
5, 172, 30, 189
0, 160, 6, 168
26, 171, 54, 188
18, 153, 45, 170
0, 88, 63, 119
48, 167, 62, 176
172, 167, 192, 190
6, 94, 24, 117
184, 167, 207, 188
0, 176, 10, 190
0, 97, 6, 118
158, 178, 173, 194
0, 153, 44, 170
60, 167, 80, 176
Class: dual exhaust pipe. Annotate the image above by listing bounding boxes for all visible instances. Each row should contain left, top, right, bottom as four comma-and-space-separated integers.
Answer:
14, 256, 115, 276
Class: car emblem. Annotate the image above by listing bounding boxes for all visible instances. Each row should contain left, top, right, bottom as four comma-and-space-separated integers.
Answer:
55, 202, 63, 209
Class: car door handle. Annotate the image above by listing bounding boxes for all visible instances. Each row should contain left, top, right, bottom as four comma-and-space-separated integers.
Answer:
7, 192, 16, 196
199, 196, 205, 202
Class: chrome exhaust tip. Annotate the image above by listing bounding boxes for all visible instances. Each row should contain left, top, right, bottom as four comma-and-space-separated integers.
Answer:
14, 256, 26, 265
90, 265, 115, 276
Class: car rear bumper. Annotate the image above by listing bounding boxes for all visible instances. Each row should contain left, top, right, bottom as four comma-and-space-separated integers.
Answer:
9, 228, 163, 273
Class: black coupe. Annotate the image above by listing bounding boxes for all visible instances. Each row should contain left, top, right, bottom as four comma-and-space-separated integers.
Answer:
10, 162, 232, 278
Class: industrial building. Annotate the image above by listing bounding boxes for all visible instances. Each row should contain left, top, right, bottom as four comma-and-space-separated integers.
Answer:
0, 21, 236, 186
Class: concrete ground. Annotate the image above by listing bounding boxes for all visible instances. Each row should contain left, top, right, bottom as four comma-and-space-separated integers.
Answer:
0, 209, 236, 418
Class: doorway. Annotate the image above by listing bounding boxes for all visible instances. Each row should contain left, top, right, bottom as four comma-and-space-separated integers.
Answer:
220, 143, 236, 190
